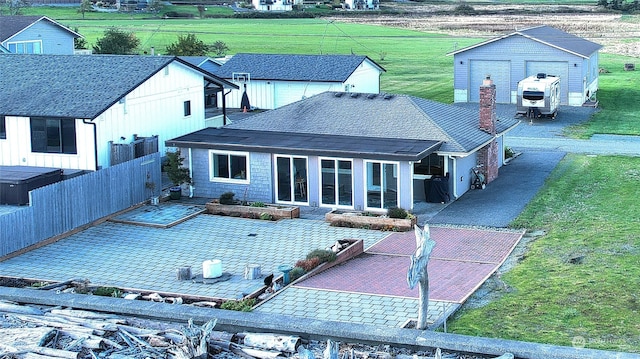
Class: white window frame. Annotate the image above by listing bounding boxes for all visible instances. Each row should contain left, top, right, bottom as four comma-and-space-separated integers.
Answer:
363, 160, 400, 211
318, 156, 354, 209
274, 154, 309, 205
209, 150, 250, 184
7, 40, 43, 54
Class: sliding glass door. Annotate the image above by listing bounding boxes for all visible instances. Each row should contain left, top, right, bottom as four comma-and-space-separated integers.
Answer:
365, 161, 398, 210
320, 158, 353, 207
275, 155, 308, 204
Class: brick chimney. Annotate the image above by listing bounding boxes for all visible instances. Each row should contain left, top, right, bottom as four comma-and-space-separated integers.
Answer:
479, 75, 496, 135
477, 75, 499, 184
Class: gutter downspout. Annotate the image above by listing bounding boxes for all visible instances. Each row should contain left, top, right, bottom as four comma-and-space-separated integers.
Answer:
83, 119, 98, 171
449, 155, 458, 199
188, 147, 194, 198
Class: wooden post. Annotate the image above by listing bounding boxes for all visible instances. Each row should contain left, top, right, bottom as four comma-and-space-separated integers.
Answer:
407, 225, 436, 330
176, 266, 192, 280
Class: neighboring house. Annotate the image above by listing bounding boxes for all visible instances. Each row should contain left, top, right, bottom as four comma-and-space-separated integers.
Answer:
166, 78, 519, 211
0, 54, 238, 171
449, 25, 602, 106
345, 0, 379, 10
213, 53, 386, 110
180, 56, 223, 74
0, 16, 82, 54
0, 44, 10, 53
251, 0, 302, 11
181, 56, 225, 115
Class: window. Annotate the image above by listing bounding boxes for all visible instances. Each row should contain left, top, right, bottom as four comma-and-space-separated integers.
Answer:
210, 150, 249, 182
414, 153, 444, 176
30, 117, 77, 154
7, 41, 42, 54
365, 161, 398, 210
320, 158, 353, 207
0, 116, 6, 139
183, 101, 191, 117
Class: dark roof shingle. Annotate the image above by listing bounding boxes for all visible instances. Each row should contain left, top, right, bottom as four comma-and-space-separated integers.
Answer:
214, 53, 384, 82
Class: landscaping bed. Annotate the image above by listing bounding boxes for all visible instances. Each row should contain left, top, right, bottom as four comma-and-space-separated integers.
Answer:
205, 201, 300, 220
325, 209, 417, 231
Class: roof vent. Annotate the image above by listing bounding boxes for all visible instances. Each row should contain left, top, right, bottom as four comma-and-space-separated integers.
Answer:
383, 94, 394, 100
334, 92, 344, 97
367, 94, 377, 99
350, 93, 360, 98
536, 73, 547, 79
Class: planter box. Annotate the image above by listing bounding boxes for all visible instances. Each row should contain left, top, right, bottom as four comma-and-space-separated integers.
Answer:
325, 209, 416, 231
206, 202, 300, 220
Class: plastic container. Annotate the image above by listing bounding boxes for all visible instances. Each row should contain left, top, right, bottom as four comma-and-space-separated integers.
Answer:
202, 259, 222, 279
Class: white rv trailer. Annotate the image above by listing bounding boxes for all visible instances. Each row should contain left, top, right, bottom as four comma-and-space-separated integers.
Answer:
516, 73, 560, 119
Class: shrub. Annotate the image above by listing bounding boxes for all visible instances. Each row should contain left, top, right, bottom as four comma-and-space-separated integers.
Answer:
250, 202, 266, 207
220, 298, 255, 311
219, 192, 235, 205
295, 257, 321, 272
306, 249, 337, 263
387, 207, 408, 219
505, 146, 515, 159
93, 287, 122, 297
289, 267, 306, 282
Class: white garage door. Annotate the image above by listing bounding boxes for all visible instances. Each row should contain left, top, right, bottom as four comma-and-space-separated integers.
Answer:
469, 60, 511, 103
525, 61, 569, 104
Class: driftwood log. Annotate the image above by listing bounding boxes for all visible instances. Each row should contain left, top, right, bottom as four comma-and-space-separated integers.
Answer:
407, 225, 436, 330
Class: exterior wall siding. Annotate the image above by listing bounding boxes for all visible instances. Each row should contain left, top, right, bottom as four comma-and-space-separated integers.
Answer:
3, 20, 75, 54
97, 62, 206, 169
453, 35, 595, 106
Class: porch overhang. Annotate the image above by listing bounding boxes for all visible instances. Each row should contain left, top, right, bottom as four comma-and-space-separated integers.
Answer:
166, 128, 441, 162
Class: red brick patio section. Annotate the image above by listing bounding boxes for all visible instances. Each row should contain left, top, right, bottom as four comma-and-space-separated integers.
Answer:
295, 226, 524, 303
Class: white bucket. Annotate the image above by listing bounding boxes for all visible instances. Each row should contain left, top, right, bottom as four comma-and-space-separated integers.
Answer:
202, 259, 222, 279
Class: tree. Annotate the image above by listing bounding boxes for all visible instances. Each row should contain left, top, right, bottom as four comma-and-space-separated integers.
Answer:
77, 0, 92, 19
5, 0, 30, 15
165, 34, 209, 56
210, 40, 229, 57
72, 27, 88, 50
92, 27, 140, 55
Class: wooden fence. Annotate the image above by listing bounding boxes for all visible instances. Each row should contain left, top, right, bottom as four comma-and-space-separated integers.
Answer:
0, 153, 161, 258
110, 135, 159, 167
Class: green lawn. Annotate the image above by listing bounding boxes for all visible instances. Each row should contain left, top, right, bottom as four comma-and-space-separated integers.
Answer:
4, 5, 640, 352
448, 155, 640, 352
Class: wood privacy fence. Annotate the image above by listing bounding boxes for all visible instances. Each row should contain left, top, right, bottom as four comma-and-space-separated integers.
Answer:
110, 135, 159, 167
0, 153, 161, 258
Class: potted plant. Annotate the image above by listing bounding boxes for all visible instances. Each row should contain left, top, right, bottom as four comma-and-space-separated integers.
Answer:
163, 149, 192, 200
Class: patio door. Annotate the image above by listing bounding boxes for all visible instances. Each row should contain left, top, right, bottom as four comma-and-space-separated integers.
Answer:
365, 161, 398, 210
275, 155, 308, 204
320, 158, 353, 207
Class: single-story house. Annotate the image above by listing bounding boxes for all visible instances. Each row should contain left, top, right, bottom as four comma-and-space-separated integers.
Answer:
166, 78, 519, 211
0, 54, 238, 171
449, 25, 602, 106
251, 0, 303, 11
0, 16, 82, 54
213, 53, 385, 110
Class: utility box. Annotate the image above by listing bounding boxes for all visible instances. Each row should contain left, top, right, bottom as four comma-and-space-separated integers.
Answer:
516, 73, 561, 119
0, 166, 63, 205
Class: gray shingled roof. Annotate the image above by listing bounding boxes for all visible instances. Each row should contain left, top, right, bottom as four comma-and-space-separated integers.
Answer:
227, 92, 519, 154
449, 25, 601, 58
0, 16, 80, 42
213, 53, 385, 82
166, 128, 441, 161
0, 54, 237, 119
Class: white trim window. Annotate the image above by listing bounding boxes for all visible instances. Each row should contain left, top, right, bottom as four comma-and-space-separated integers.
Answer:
7, 40, 43, 54
274, 155, 308, 204
319, 157, 353, 208
364, 160, 399, 210
209, 150, 249, 183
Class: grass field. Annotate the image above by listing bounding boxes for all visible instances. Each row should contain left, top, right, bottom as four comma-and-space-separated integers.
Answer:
3, 5, 640, 353
448, 155, 640, 352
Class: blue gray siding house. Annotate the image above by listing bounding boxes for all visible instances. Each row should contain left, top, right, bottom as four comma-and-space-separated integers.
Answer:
449, 25, 602, 107
0, 16, 82, 54
166, 84, 519, 212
